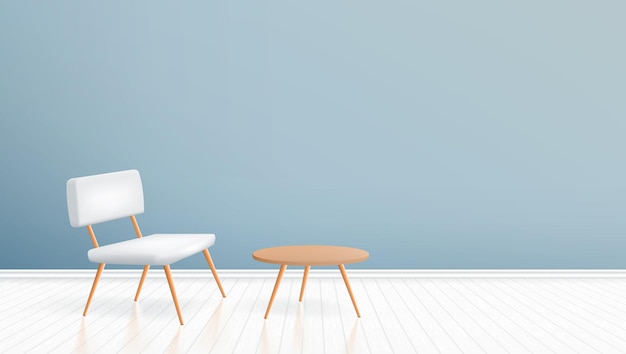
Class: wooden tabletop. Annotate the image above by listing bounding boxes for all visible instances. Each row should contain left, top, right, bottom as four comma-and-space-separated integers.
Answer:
252, 245, 369, 266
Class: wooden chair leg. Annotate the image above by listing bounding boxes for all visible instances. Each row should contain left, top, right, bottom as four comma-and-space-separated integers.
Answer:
339, 264, 361, 318
134, 265, 150, 301
163, 265, 184, 325
265, 264, 287, 319
83, 263, 105, 316
203, 249, 226, 298
299, 265, 310, 302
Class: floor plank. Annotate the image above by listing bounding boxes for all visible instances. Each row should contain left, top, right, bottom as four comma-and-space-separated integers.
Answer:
483, 279, 602, 353
422, 279, 506, 353
437, 279, 532, 353
508, 279, 626, 352
459, 279, 572, 353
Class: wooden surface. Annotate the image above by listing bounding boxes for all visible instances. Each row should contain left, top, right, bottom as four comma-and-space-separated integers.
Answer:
252, 245, 369, 266
2, 276, 626, 353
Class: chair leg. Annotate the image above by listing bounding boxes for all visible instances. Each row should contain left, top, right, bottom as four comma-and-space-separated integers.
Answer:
265, 264, 287, 319
299, 265, 310, 302
134, 265, 150, 301
339, 264, 361, 318
203, 249, 226, 298
163, 265, 184, 325
83, 263, 105, 316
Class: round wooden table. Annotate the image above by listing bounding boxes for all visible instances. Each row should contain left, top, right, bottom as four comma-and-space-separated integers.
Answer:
253, 245, 369, 319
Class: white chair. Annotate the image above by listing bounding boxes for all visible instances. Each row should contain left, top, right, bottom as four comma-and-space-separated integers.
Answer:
66, 169, 226, 325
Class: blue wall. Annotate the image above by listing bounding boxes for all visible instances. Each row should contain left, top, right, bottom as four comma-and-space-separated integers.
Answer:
1, 1, 625, 269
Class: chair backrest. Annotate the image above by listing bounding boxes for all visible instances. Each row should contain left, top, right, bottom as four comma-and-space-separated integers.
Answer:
67, 169, 144, 228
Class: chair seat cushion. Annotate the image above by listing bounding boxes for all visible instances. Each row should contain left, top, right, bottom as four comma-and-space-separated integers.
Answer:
88, 234, 216, 265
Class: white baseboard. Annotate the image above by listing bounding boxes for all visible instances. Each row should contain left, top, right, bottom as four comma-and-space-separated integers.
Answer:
1, 269, 626, 279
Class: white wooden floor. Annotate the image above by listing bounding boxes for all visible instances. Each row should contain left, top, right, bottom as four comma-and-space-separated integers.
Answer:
1, 274, 626, 353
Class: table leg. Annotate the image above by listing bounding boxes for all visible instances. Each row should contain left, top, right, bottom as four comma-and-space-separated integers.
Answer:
339, 264, 361, 318
265, 264, 287, 319
299, 265, 310, 302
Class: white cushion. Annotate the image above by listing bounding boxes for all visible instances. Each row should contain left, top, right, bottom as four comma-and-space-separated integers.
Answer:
88, 234, 215, 265
67, 170, 144, 227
